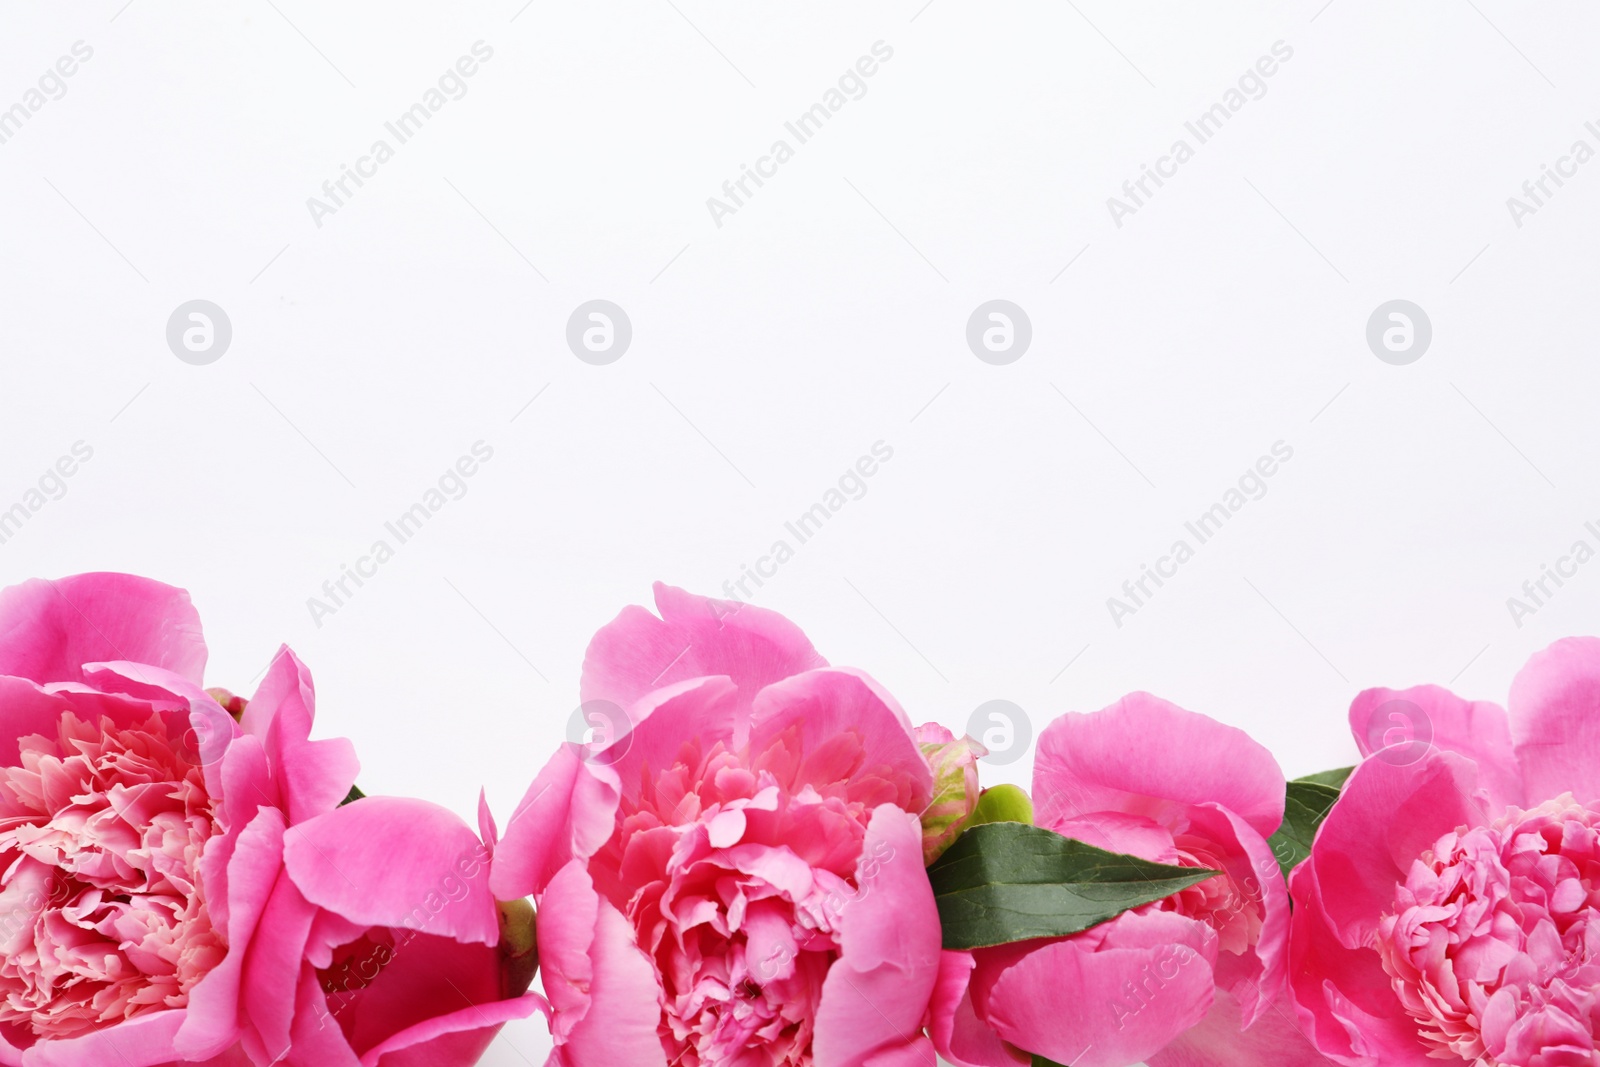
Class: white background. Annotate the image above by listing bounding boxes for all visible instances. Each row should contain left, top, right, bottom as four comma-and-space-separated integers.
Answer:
5, 2, 1600, 1063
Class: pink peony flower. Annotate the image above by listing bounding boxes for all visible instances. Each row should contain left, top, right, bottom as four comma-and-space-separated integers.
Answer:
489, 584, 944, 1067
932, 694, 1332, 1067
0, 573, 537, 1067
1290, 637, 1600, 1067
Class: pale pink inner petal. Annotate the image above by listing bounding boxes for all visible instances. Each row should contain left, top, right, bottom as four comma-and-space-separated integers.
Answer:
589, 728, 892, 1067
1376, 794, 1600, 1067
0, 711, 223, 1039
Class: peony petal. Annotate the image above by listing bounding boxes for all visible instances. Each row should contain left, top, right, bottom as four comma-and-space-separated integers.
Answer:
175, 808, 287, 1061
1033, 694, 1286, 840
324, 925, 545, 1067
748, 669, 933, 814
242, 646, 359, 825
972, 910, 1218, 1067
20, 1008, 186, 1067
1287, 859, 1434, 1066
477, 789, 497, 852
813, 805, 942, 1067
535, 862, 600, 1044
1309, 749, 1488, 948
580, 583, 825, 718
1509, 636, 1600, 805
0, 675, 179, 766
239, 873, 319, 1066
489, 746, 620, 902
1182, 803, 1290, 1030
82, 661, 240, 798
1147, 989, 1332, 1067
0, 676, 72, 766
1349, 684, 1523, 809
363, 992, 547, 1067
280, 963, 363, 1067
558, 879, 667, 1066
598, 675, 740, 801
928, 951, 1028, 1067
0, 573, 207, 687
187, 1046, 256, 1067
283, 797, 498, 946
859, 1042, 940, 1067
332, 932, 502, 1060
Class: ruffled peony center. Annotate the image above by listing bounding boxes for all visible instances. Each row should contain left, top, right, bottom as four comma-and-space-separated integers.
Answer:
1160, 834, 1263, 956
596, 740, 877, 1067
1376, 794, 1600, 1067
0, 712, 224, 1039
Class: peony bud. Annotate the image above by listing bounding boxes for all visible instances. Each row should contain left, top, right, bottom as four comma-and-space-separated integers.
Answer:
915, 722, 986, 864
966, 782, 1034, 827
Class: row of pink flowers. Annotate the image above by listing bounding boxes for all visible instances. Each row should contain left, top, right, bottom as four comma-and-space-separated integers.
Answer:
1, 573, 1594, 1066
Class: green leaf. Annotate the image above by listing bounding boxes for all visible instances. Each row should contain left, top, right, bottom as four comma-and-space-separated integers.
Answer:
1032, 1056, 1068, 1067
1294, 766, 1354, 790
1266, 780, 1342, 878
340, 784, 366, 806
928, 821, 1219, 950
966, 784, 1034, 828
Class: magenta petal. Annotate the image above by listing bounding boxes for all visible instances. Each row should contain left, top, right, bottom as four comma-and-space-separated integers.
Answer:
1183, 803, 1289, 1028
0, 676, 71, 766
242, 646, 359, 825
580, 582, 826, 717
283, 797, 497, 945
974, 910, 1218, 1067
812, 805, 942, 1067
536, 862, 600, 1044
361, 992, 546, 1067
1147, 990, 1333, 1067
175, 809, 287, 1060
213, 733, 275, 872
1509, 636, 1600, 804
1348, 684, 1523, 809
240, 874, 319, 1065
185, 1047, 255, 1067
334, 932, 500, 1059
928, 951, 1027, 1067
489, 746, 620, 902
333, 928, 544, 1066
477, 789, 497, 851
749, 669, 934, 813
280, 965, 362, 1067
1033, 694, 1287, 840
0, 673, 192, 767
84, 661, 240, 800
542, 864, 667, 1067
1309, 749, 1488, 947
0, 573, 207, 687
19, 1008, 185, 1067
1287, 860, 1434, 1066
599, 675, 740, 800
